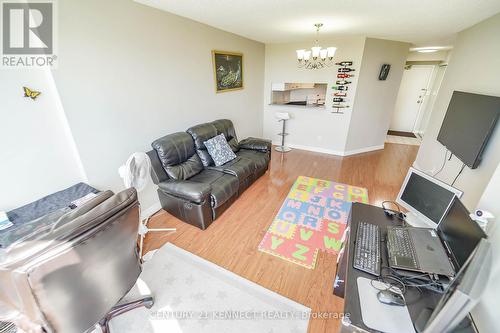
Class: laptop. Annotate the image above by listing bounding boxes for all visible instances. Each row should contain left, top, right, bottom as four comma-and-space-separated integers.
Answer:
387, 226, 454, 276
386, 168, 485, 277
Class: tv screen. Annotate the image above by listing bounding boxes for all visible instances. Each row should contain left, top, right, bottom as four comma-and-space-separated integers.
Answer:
437, 91, 500, 169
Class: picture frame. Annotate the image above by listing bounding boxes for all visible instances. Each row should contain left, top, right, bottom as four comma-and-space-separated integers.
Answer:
212, 50, 243, 93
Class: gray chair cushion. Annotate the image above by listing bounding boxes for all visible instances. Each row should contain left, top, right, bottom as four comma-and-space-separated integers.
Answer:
211, 119, 239, 152
186, 123, 218, 167
189, 170, 239, 208
151, 132, 204, 180
5, 183, 99, 227
204, 134, 237, 167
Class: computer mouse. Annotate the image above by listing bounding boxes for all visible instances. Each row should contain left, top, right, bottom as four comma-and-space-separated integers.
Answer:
377, 289, 405, 306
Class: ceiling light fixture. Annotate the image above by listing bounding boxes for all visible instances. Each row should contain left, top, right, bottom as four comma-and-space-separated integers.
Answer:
417, 48, 439, 53
296, 23, 336, 70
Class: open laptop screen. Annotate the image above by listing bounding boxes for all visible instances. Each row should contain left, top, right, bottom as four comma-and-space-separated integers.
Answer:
437, 198, 486, 271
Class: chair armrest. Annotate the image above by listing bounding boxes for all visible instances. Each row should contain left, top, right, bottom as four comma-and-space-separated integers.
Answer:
158, 180, 212, 204
239, 137, 272, 152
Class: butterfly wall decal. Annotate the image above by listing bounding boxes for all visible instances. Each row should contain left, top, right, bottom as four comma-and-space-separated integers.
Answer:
23, 86, 41, 100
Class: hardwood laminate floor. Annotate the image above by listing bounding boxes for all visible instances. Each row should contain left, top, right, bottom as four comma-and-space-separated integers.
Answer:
143, 143, 419, 333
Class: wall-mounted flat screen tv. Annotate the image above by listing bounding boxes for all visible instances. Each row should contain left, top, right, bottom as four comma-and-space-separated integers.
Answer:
437, 91, 500, 169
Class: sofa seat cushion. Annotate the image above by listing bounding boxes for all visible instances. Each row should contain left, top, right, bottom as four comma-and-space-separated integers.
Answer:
189, 170, 239, 208
237, 149, 270, 172
208, 157, 255, 181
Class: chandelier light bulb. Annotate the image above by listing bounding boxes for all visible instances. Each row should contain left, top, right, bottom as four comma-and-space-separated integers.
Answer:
296, 49, 305, 61
327, 47, 337, 59
320, 49, 328, 60
303, 50, 311, 61
311, 46, 321, 59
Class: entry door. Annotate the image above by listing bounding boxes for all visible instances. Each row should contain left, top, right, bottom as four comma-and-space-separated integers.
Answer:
390, 65, 435, 132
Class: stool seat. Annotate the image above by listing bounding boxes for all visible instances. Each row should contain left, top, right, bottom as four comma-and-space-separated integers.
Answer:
275, 112, 291, 120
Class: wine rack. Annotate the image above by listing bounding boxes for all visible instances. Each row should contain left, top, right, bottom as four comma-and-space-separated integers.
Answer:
332, 61, 354, 114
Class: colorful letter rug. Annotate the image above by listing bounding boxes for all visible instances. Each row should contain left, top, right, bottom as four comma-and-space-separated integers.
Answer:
258, 176, 369, 269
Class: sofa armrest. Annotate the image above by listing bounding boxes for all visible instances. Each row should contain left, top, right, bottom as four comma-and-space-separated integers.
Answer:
239, 137, 272, 152
158, 180, 211, 204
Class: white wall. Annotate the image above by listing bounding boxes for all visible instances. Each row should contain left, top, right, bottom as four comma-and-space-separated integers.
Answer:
50, 0, 265, 213
345, 38, 410, 152
471, 163, 500, 332
414, 13, 500, 209
263, 37, 366, 155
0, 69, 86, 210
413, 15, 500, 330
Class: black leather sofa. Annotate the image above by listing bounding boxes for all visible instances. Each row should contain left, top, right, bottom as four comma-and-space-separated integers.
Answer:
147, 119, 271, 230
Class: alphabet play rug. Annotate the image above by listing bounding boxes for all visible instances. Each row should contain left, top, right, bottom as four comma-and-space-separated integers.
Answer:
258, 176, 369, 269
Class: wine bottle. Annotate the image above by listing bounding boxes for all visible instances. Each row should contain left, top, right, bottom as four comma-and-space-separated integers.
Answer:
334, 92, 347, 97
338, 68, 355, 73
333, 104, 350, 108
332, 86, 348, 91
335, 61, 353, 66
333, 98, 345, 102
336, 80, 352, 85
337, 73, 354, 78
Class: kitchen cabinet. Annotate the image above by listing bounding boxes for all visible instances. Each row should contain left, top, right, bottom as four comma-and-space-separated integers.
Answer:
271, 82, 316, 91
270, 82, 327, 107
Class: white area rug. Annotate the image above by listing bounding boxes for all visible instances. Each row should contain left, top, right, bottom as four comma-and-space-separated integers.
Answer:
108, 243, 311, 333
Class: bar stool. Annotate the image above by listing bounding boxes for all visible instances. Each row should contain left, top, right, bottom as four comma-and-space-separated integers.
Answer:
275, 112, 291, 152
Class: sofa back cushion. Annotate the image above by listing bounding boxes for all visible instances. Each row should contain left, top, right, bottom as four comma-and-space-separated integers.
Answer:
151, 132, 203, 180
186, 123, 218, 166
211, 119, 239, 152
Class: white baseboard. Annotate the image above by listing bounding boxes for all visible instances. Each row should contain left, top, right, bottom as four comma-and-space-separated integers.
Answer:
141, 201, 162, 220
272, 141, 385, 157
287, 143, 345, 156
342, 144, 385, 156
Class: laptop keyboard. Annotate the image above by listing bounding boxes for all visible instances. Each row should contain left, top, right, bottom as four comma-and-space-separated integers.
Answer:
387, 227, 420, 270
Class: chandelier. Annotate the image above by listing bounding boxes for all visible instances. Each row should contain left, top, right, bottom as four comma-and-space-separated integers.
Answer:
296, 23, 336, 70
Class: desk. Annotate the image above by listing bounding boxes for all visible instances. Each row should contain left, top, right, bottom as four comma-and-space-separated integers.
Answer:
334, 203, 475, 333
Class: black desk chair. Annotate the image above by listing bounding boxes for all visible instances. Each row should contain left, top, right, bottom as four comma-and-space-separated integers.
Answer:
0, 188, 153, 333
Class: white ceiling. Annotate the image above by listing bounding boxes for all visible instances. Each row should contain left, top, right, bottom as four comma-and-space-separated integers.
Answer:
136, 0, 500, 46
